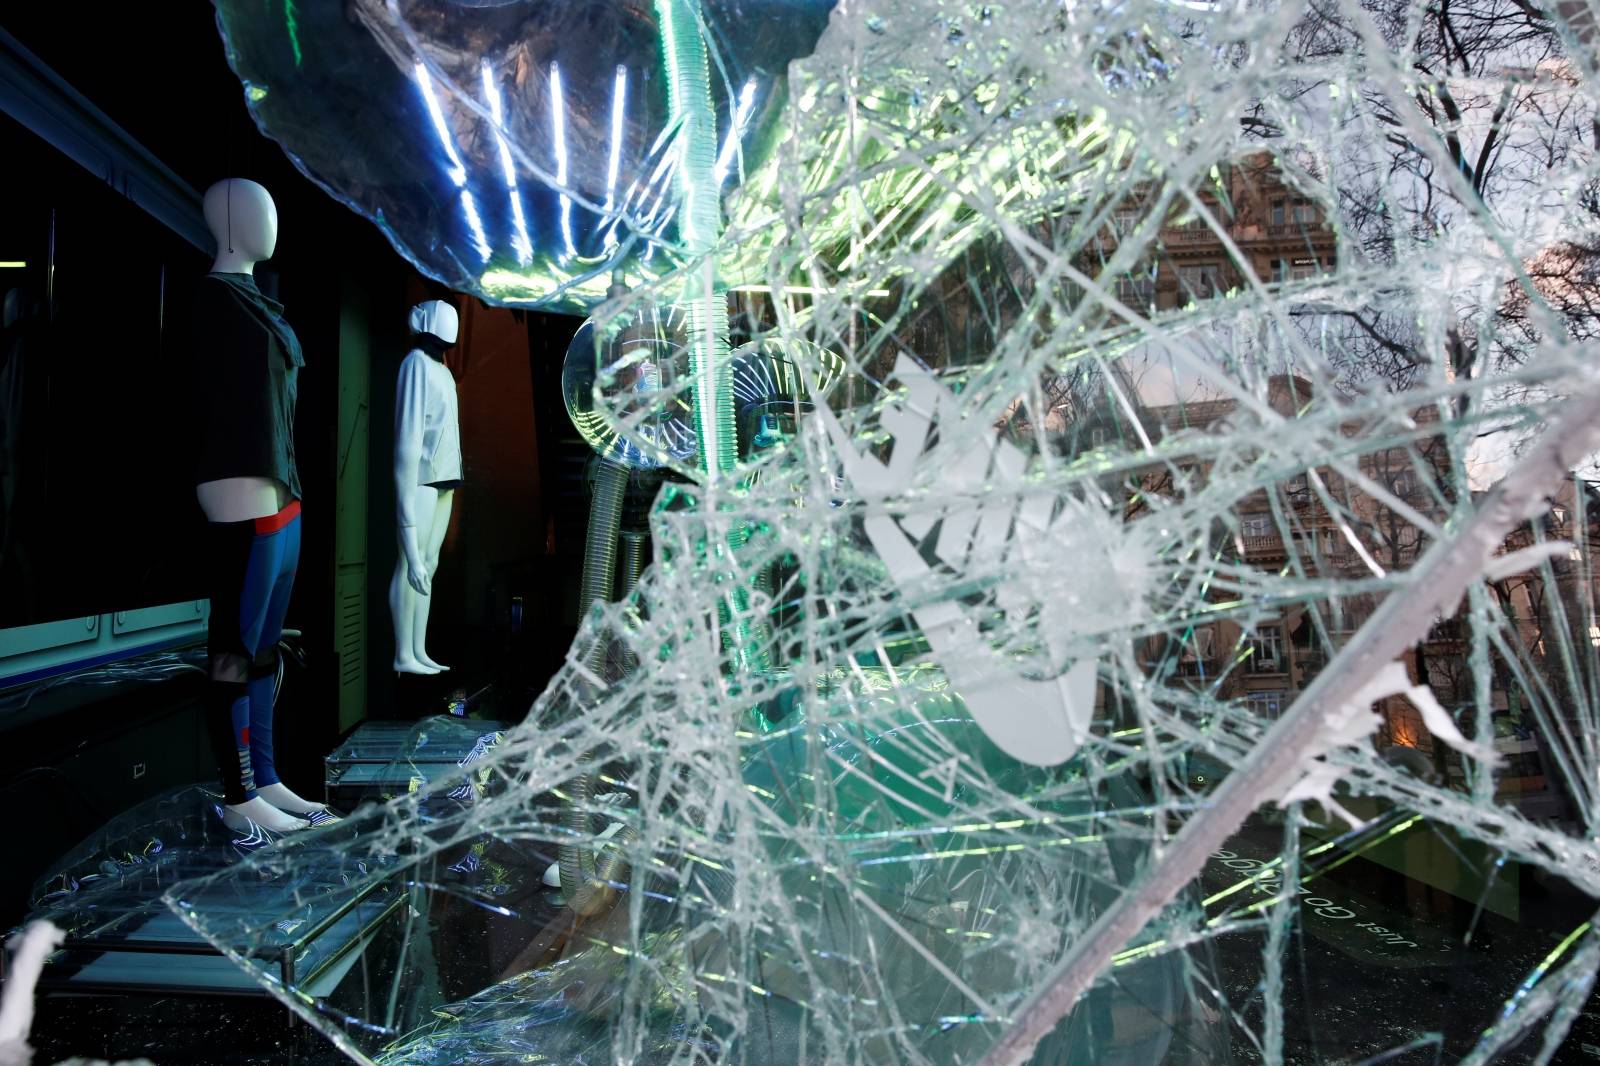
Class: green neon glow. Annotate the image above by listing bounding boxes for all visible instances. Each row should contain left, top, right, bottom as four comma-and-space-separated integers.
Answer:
1294, 815, 1422, 883
1201, 815, 1423, 913
1482, 919, 1594, 1034
481, 267, 619, 307
1533, 921, 1592, 974
283, 0, 302, 66
1113, 938, 1166, 964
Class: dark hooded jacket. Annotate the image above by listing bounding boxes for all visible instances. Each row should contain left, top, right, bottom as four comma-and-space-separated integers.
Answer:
189, 272, 303, 499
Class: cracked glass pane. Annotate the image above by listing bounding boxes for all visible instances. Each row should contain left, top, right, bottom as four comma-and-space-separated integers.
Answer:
163, 0, 1600, 1060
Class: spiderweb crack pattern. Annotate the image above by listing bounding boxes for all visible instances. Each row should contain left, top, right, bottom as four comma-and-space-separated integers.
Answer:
170, 0, 1600, 1061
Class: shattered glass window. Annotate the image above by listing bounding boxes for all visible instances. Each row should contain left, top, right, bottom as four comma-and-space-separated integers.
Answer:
68, 0, 1600, 1061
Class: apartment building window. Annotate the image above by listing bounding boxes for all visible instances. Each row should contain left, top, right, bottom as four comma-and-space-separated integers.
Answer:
1271, 198, 1317, 227
1178, 264, 1224, 301
1326, 600, 1367, 635
1115, 273, 1156, 309
1241, 513, 1273, 537
1177, 626, 1214, 677
1245, 690, 1287, 717
1501, 750, 1544, 779
1246, 625, 1285, 673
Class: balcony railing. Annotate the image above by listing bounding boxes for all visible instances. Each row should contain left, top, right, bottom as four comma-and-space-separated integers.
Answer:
1164, 226, 1218, 244
1241, 533, 1286, 556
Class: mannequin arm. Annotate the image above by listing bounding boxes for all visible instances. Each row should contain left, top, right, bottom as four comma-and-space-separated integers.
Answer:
394, 353, 430, 594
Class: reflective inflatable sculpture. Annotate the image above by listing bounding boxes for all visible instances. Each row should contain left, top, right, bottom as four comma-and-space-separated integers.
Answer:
161, 0, 1600, 1062
214, 0, 833, 311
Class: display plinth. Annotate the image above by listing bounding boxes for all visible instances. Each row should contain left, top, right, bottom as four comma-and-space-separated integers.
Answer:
323, 716, 506, 811
18, 784, 403, 1003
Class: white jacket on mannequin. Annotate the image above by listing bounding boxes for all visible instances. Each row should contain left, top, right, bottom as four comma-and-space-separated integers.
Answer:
391, 299, 461, 674
395, 301, 463, 504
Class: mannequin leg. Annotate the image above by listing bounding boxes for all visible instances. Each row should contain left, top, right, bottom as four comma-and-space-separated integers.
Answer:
237, 511, 334, 821
389, 550, 432, 673
392, 484, 441, 674
252, 635, 337, 818
204, 509, 305, 836
206, 655, 303, 834
242, 510, 297, 794
413, 488, 453, 671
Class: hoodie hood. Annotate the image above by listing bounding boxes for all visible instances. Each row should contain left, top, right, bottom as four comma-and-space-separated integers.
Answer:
208, 272, 303, 367
408, 300, 459, 346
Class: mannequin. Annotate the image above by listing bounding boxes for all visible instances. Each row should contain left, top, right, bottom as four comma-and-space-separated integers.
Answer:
390, 300, 461, 674
192, 178, 335, 835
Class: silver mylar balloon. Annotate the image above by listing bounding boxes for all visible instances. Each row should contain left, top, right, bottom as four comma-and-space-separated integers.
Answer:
212, 0, 835, 312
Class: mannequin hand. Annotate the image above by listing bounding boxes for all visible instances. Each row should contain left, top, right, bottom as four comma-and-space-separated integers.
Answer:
402, 536, 431, 595
407, 559, 432, 596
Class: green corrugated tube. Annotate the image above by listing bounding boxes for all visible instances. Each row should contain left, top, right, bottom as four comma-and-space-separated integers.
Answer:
620, 531, 648, 597
560, 458, 632, 913
655, 0, 735, 480
656, 0, 772, 679
559, 750, 641, 916
579, 458, 629, 664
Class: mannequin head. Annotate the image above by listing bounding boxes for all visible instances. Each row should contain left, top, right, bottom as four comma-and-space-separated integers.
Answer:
408, 300, 460, 351
203, 179, 278, 275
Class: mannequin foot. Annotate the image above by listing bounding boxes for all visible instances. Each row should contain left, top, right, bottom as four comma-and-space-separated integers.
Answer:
256, 782, 340, 824
417, 655, 450, 672
220, 797, 305, 835
395, 657, 441, 675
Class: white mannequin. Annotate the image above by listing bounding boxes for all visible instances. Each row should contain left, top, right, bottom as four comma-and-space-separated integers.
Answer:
196, 178, 320, 834
390, 300, 461, 674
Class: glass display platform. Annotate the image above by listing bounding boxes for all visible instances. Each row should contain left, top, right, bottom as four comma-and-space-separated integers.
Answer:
324, 716, 507, 811
19, 785, 403, 1002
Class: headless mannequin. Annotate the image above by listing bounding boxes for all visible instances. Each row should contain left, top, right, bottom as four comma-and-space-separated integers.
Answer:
195, 179, 332, 834
390, 301, 461, 674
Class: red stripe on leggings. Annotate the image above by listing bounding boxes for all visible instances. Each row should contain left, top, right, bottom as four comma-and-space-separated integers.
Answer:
254, 499, 301, 534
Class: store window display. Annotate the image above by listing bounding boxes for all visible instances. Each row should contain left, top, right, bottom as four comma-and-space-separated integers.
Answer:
190, 177, 335, 835
390, 299, 461, 675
